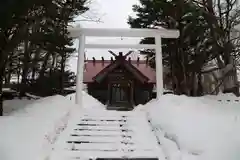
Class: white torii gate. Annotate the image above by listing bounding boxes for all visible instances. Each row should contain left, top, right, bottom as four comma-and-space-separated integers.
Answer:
68, 26, 179, 106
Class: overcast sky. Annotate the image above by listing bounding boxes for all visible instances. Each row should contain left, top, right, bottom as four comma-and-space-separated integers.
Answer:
81, 0, 138, 28
68, 0, 143, 73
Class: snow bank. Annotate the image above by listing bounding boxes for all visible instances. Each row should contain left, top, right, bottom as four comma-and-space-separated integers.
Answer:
3, 98, 35, 115
0, 95, 73, 160
203, 93, 240, 101
0, 92, 104, 160
66, 91, 106, 110
138, 94, 240, 160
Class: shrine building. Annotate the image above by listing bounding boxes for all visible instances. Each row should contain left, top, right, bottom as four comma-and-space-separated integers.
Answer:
83, 51, 156, 110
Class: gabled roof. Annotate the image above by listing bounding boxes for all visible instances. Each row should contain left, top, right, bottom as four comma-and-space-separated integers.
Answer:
93, 60, 149, 83
83, 60, 156, 83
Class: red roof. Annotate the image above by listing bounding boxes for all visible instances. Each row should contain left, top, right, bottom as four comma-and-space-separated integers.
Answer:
83, 60, 156, 83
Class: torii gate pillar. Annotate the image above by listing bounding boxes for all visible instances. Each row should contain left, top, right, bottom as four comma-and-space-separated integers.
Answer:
155, 35, 163, 98
68, 26, 179, 106
75, 34, 85, 105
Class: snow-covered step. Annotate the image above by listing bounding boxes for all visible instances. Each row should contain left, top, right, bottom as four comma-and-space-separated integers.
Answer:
65, 142, 120, 150
49, 110, 165, 160
74, 125, 131, 131
50, 150, 161, 160
76, 121, 127, 125
67, 135, 131, 143
71, 130, 130, 136
79, 116, 129, 121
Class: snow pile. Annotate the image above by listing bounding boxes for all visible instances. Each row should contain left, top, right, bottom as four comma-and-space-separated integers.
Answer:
0, 92, 104, 160
137, 94, 240, 160
3, 98, 35, 115
66, 91, 106, 110
10, 95, 72, 116
203, 93, 240, 101
0, 95, 73, 160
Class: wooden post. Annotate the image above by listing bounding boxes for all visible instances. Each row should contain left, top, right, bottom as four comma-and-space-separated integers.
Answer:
107, 83, 111, 106
75, 34, 86, 105
155, 36, 163, 99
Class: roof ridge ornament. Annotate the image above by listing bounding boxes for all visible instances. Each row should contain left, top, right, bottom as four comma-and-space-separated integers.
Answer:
108, 50, 134, 59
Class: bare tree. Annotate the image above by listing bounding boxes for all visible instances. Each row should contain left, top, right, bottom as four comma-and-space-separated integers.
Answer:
193, 0, 240, 95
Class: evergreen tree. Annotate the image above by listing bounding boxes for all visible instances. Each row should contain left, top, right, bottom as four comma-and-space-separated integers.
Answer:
0, 0, 38, 115
0, 0, 89, 115
128, 0, 240, 96
128, 0, 212, 95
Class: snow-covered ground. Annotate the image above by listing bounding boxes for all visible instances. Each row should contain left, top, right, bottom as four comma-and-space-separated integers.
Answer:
1, 91, 240, 160
135, 94, 240, 160
66, 92, 106, 110
3, 98, 35, 115
0, 91, 105, 160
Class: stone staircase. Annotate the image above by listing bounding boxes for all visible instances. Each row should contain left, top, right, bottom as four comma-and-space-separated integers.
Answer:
49, 110, 165, 160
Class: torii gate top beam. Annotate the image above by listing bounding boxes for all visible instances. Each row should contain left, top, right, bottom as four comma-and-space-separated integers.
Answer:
68, 27, 179, 39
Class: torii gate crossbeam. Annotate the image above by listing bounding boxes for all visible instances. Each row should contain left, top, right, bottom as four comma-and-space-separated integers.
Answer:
68, 27, 180, 106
